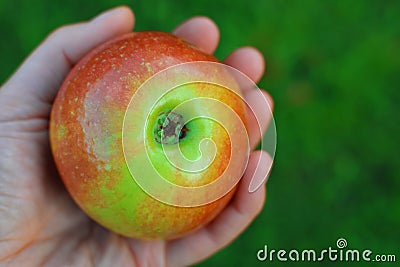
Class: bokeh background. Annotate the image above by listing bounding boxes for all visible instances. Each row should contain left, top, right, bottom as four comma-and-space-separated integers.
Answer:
1, 0, 399, 266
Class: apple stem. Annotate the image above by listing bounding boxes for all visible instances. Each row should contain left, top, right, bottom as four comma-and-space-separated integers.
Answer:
154, 111, 188, 144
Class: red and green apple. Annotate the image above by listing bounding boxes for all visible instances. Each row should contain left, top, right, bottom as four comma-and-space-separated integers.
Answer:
50, 31, 249, 239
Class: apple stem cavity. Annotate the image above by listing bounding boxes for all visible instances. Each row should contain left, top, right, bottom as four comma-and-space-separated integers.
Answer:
154, 111, 188, 144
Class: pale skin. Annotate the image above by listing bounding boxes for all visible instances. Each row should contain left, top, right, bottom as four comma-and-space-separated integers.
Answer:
0, 6, 274, 267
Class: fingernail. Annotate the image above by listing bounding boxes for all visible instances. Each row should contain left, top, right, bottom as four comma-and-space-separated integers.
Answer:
92, 7, 122, 22
248, 155, 273, 193
248, 171, 270, 193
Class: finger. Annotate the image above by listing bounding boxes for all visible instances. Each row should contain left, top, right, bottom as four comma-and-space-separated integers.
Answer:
167, 150, 272, 267
173, 16, 219, 54
248, 151, 273, 193
2, 6, 134, 103
244, 88, 274, 150
224, 46, 265, 84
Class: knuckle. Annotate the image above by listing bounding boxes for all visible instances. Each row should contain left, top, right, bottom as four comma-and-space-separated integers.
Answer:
46, 23, 84, 42
48, 25, 70, 39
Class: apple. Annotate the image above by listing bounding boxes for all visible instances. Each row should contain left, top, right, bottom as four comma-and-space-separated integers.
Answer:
50, 31, 249, 239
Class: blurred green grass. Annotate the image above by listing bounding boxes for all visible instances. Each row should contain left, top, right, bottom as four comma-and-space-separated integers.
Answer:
1, 0, 399, 266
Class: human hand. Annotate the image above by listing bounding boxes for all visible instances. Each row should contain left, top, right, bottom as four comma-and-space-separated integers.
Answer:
0, 6, 273, 266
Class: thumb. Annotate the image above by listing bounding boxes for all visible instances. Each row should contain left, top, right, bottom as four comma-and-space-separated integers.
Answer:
1, 6, 134, 107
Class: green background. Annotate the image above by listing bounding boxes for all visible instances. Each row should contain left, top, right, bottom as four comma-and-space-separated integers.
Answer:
1, 0, 399, 266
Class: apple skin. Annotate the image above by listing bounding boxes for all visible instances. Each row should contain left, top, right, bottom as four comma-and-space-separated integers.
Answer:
50, 31, 248, 239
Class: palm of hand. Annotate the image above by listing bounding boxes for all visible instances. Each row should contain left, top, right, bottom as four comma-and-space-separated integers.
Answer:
0, 7, 272, 267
